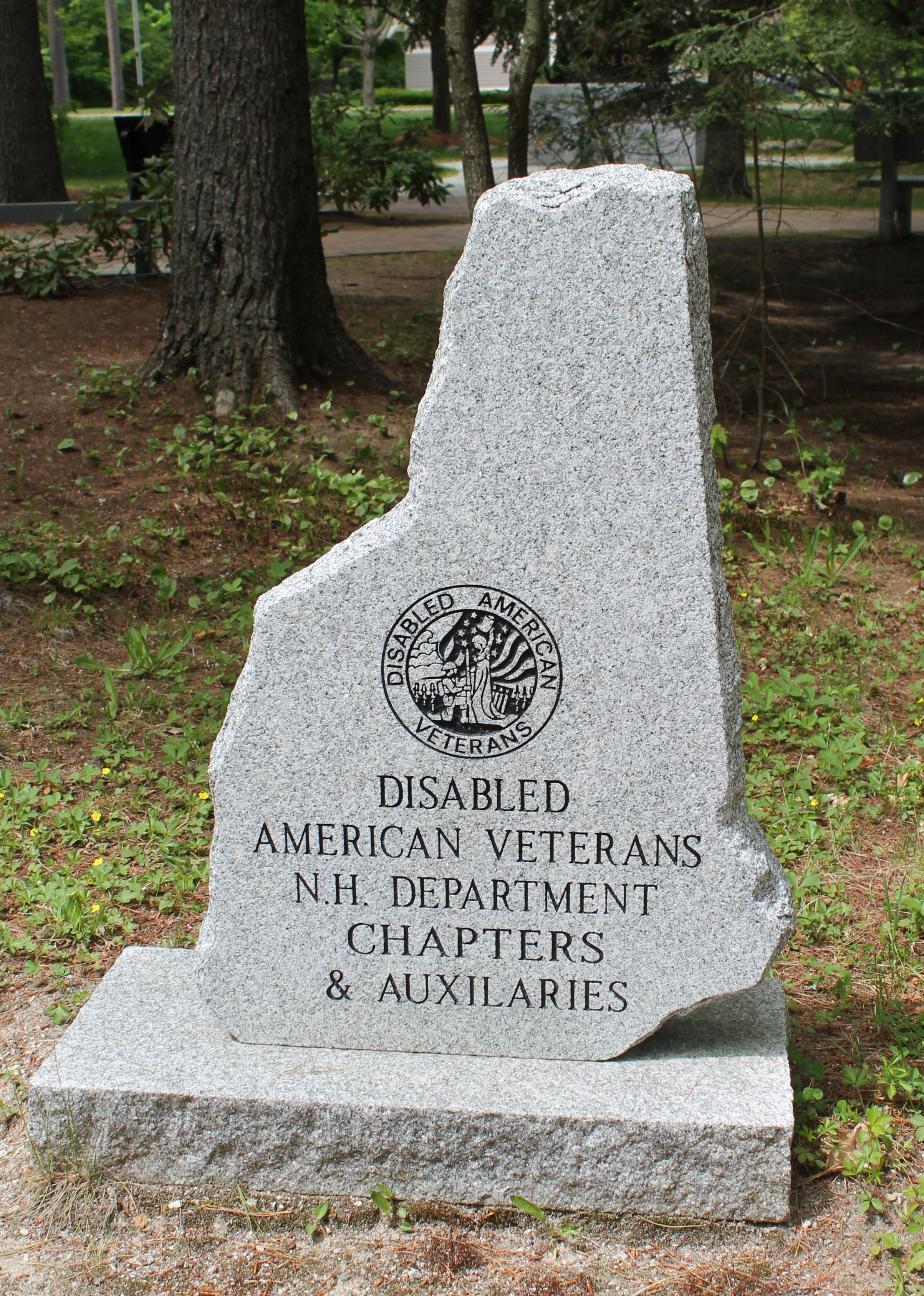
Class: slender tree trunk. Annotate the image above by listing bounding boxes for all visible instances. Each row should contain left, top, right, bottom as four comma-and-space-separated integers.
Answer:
750, 122, 770, 468
506, 0, 547, 179
153, 0, 382, 408
361, 6, 378, 107
701, 69, 751, 199
104, 0, 125, 111
445, 0, 493, 212
0, 0, 67, 201
47, 0, 70, 107
430, 14, 452, 134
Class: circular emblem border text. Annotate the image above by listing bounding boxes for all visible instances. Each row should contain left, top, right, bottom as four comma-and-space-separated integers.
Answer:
381, 584, 563, 760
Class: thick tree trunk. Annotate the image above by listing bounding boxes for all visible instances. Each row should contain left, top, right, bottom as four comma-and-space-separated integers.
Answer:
0, 0, 67, 202
430, 16, 452, 134
153, 0, 382, 407
445, 0, 494, 212
701, 69, 751, 199
47, 0, 70, 107
506, 0, 547, 179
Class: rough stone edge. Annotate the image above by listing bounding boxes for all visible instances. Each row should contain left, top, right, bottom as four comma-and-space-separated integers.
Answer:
207, 166, 701, 784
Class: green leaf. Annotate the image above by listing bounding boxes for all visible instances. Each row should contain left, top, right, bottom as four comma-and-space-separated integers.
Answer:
877, 515, 893, 532
511, 1195, 547, 1222
902, 471, 921, 487
56, 438, 76, 451
764, 457, 783, 473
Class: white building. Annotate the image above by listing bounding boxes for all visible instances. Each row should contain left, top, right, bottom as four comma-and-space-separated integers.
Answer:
405, 40, 508, 92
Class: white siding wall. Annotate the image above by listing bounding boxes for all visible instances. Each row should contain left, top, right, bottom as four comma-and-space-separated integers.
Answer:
405, 41, 508, 92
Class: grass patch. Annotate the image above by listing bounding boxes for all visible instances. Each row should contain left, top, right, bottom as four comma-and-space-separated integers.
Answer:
59, 115, 127, 193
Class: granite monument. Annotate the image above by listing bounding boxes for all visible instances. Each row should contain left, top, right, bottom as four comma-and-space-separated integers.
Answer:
30, 164, 795, 1220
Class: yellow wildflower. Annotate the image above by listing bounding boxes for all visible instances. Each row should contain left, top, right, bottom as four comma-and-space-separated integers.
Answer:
751, 714, 759, 723
101, 767, 111, 776
809, 797, 818, 807
90, 810, 101, 823
198, 791, 210, 801
29, 828, 38, 838
91, 903, 100, 913
92, 856, 103, 867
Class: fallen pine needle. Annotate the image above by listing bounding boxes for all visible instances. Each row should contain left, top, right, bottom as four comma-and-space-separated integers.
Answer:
800, 1165, 844, 1184
192, 1204, 296, 1219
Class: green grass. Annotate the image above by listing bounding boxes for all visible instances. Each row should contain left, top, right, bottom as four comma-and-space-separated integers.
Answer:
59, 115, 127, 193
737, 161, 923, 209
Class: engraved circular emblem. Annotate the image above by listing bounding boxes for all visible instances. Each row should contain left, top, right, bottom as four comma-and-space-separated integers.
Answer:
382, 585, 562, 759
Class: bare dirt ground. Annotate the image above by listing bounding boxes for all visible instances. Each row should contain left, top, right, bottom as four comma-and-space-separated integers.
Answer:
0, 235, 922, 1295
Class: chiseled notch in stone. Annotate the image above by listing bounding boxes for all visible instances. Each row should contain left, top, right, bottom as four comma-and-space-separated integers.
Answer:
194, 164, 794, 1061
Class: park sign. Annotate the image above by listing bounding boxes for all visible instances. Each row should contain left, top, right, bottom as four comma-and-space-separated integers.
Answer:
29, 167, 795, 1219
194, 163, 793, 1062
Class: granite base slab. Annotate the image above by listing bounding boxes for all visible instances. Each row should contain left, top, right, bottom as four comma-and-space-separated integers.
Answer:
28, 947, 793, 1221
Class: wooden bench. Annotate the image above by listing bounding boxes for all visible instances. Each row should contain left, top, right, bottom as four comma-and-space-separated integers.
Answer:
0, 199, 156, 275
857, 176, 924, 239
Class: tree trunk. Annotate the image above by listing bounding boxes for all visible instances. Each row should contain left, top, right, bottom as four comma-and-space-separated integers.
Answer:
506, 0, 547, 179
104, 0, 125, 111
445, 0, 493, 212
361, 6, 378, 108
0, 0, 67, 202
701, 69, 751, 199
430, 14, 452, 135
153, 0, 383, 408
47, 0, 70, 107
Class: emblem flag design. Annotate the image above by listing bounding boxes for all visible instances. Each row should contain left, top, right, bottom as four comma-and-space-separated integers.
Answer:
382, 585, 562, 758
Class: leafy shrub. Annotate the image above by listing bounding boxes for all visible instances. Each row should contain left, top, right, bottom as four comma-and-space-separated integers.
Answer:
313, 93, 448, 212
80, 157, 174, 270
0, 227, 97, 298
0, 158, 173, 299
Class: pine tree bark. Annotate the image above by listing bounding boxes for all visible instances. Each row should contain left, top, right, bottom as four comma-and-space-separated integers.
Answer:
104, 0, 125, 110
153, 0, 383, 408
701, 68, 751, 199
506, 0, 547, 179
47, 0, 71, 107
0, 0, 67, 202
430, 15, 452, 135
445, 0, 494, 212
